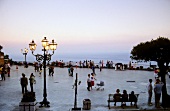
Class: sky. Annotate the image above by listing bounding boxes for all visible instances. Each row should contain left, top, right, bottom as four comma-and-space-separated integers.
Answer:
0, 0, 170, 61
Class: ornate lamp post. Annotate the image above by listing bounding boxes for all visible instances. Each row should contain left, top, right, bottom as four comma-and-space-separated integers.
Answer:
21, 48, 28, 67
29, 37, 57, 107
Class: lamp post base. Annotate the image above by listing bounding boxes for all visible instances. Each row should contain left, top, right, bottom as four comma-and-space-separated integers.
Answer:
71, 107, 81, 111
39, 100, 50, 107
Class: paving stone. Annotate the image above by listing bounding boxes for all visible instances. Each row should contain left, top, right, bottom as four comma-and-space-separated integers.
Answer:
0, 65, 170, 111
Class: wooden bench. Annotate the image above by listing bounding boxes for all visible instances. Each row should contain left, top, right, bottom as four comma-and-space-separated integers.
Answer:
107, 93, 139, 109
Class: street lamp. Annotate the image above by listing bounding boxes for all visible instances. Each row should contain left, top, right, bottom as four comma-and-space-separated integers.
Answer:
29, 37, 57, 107
21, 48, 28, 67
72, 73, 81, 110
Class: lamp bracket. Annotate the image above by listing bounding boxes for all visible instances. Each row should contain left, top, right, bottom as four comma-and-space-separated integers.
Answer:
31, 49, 54, 62
32, 53, 53, 62
35, 54, 44, 62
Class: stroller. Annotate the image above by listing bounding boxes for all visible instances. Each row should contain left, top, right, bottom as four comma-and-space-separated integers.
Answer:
95, 81, 104, 91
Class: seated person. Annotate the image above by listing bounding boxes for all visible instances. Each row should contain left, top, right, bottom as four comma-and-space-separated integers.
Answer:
121, 90, 128, 105
113, 89, 122, 106
129, 91, 137, 106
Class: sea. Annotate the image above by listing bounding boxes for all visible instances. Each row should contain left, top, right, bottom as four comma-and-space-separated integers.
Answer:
15, 52, 157, 68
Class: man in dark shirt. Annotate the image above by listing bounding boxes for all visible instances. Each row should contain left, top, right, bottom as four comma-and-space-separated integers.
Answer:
20, 73, 28, 94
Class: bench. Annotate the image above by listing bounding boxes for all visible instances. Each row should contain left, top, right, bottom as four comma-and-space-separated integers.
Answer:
107, 93, 139, 109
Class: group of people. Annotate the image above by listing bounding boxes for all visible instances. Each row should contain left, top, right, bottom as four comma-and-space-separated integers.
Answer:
33, 62, 42, 72
87, 73, 96, 91
67, 60, 104, 71
113, 89, 137, 106
20, 73, 36, 94
147, 78, 164, 108
75, 60, 96, 69
33, 62, 56, 77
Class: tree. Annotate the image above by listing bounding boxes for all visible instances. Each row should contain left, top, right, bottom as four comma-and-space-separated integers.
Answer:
130, 37, 170, 107
4, 55, 9, 60
0, 45, 3, 52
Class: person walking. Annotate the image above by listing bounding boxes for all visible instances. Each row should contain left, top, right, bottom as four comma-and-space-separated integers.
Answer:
1, 66, 5, 81
34, 62, 37, 72
91, 73, 96, 90
87, 74, 91, 91
68, 67, 71, 75
20, 73, 28, 94
79, 61, 82, 68
7, 65, 10, 77
49, 66, 52, 76
99, 60, 102, 72
39, 63, 42, 77
51, 66, 54, 76
70, 66, 74, 77
75, 62, 78, 69
147, 79, 153, 106
154, 69, 159, 79
0, 66, 2, 80
154, 78, 164, 108
29, 73, 35, 92
91, 65, 95, 75
1, 71, 5, 81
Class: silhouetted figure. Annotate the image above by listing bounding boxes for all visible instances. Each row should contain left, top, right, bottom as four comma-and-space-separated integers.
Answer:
29, 73, 35, 92
7, 65, 10, 77
39, 63, 42, 76
121, 90, 128, 105
51, 66, 54, 76
114, 89, 122, 106
20, 73, 28, 94
49, 66, 52, 76
154, 79, 164, 108
147, 79, 153, 106
91, 65, 95, 74
1, 66, 5, 81
87, 74, 91, 91
129, 91, 137, 106
70, 66, 74, 77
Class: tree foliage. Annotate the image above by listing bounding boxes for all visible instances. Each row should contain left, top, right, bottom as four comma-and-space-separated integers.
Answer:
4, 55, 9, 60
0, 45, 3, 52
130, 37, 170, 65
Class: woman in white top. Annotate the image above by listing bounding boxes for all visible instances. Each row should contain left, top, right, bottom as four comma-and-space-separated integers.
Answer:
91, 73, 96, 89
87, 74, 91, 91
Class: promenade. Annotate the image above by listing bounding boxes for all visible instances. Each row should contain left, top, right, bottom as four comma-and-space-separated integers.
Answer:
0, 65, 170, 111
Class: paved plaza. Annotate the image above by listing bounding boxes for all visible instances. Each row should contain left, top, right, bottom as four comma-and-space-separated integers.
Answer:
0, 65, 170, 111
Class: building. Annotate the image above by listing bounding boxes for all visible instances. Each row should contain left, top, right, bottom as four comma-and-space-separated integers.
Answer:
0, 52, 4, 66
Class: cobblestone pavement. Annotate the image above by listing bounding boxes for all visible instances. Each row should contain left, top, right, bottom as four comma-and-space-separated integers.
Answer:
0, 65, 170, 111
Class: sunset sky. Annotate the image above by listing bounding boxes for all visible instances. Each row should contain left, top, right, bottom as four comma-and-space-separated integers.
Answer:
0, 0, 170, 61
